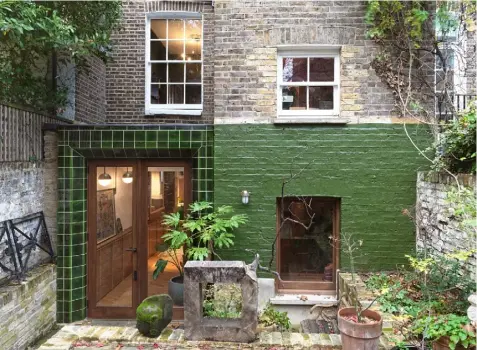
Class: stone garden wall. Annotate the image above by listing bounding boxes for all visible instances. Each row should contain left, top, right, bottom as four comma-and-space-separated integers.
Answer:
0, 131, 58, 283
0, 108, 59, 348
416, 172, 476, 275
0, 264, 57, 350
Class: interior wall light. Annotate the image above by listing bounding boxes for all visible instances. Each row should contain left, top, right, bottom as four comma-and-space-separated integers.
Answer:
122, 167, 133, 184
98, 167, 112, 187
241, 190, 250, 205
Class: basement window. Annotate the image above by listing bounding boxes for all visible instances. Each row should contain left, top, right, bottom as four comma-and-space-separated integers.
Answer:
145, 13, 203, 116
276, 197, 340, 292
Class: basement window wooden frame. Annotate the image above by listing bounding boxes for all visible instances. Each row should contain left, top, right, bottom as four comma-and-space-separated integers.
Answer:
277, 48, 340, 119
145, 12, 203, 116
276, 197, 340, 293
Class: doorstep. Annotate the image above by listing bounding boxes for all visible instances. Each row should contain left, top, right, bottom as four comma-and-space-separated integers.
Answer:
270, 293, 339, 306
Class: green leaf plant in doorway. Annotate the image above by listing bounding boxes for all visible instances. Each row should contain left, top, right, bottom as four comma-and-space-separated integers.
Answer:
152, 201, 247, 305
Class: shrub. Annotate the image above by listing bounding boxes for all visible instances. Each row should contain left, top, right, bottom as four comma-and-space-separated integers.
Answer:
259, 303, 291, 331
435, 104, 476, 174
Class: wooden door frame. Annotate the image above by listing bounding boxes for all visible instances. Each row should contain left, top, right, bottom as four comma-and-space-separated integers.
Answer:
275, 197, 340, 294
87, 159, 192, 319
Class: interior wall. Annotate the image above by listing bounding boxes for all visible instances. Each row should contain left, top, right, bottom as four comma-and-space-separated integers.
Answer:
114, 167, 133, 230
97, 166, 133, 231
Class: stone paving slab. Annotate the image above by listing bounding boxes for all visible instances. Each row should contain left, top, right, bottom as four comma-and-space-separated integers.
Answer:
35, 323, 393, 350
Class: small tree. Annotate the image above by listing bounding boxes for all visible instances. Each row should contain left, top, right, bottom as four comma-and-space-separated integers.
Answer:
153, 201, 248, 279
0, 0, 122, 112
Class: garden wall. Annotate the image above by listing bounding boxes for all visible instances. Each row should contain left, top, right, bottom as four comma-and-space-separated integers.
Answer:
0, 264, 57, 350
0, 105, 59, 282
416, 172, 476, 275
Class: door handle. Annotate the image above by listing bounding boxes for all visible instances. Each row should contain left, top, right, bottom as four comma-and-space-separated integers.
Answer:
125, 247, 137, 252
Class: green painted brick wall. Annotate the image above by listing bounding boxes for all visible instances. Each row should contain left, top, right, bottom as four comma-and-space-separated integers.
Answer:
214, 123, 432, 271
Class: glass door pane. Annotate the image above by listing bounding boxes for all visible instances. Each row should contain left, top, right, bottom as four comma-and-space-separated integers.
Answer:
279, 197, 334, 284
95, 166, 134, 308
147, 166, 185, 305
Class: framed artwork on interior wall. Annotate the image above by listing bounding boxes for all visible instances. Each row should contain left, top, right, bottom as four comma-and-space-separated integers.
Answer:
97, 188, 116, 242
116, 217, 123, 234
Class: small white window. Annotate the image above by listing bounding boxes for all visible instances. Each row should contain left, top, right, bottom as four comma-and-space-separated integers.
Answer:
145, 13, 203, 115
277, 49, 340, 118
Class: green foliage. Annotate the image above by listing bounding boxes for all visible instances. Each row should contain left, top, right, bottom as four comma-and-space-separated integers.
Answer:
445, 186, 476, 238
258, 303, 291, 331
0, 0, 122, 112
202, 284, 242, 319
412, 315, 476, 350
365, 0, 429, 47
366, 252, 475, 319
153, 201, 248, 278
365, 251, 476, 346
435, 105, 476, 174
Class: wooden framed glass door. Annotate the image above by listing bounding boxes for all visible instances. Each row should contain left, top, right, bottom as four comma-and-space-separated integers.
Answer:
87, 159, 191, 319
137, 160, 192, 319
87, 160, 138, 318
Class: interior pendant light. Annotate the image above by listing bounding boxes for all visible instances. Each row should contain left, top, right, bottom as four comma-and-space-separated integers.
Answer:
98, 167, 112, 187
122, 167, 133, 184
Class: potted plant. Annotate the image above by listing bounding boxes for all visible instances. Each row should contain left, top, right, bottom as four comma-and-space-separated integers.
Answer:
153, 201, 247, 306
412, 314, 476, 350
337, 233, 383, 350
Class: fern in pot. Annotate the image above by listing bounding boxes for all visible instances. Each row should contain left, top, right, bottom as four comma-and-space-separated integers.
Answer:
153, 201, 247, 306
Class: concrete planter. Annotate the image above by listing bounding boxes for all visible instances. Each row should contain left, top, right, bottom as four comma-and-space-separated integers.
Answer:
337, 307, 383, 350
168, 275, 184, 306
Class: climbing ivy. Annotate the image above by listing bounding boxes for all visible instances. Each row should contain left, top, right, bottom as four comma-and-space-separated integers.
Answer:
0, 0, 122, 113
365, 1, 430, 47
364, 0, 476, 135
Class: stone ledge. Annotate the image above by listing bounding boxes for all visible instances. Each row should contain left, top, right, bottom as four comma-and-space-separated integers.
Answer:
270, 294, 338, 306
273, 117, 350, 125
419, 171, 476, 187
0, 264, 56, 308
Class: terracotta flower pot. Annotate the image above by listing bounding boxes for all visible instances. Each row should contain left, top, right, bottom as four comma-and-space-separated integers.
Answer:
433, 336, 475, 350
337, 307, 383, 350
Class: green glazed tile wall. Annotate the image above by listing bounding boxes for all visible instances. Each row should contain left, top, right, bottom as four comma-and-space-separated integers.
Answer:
214, 124, 432, 271
57, 125, 213, 322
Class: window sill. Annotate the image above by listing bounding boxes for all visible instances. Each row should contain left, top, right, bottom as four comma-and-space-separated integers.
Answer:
274, 117, 350, 125
270, 294, 338, 306
145, 108, 202, 116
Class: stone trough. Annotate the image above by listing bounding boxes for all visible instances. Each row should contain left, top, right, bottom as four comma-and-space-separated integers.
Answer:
183, 260, 258, 343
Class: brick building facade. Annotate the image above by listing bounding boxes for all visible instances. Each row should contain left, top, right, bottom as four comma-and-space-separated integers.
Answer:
50, 0, 438, 323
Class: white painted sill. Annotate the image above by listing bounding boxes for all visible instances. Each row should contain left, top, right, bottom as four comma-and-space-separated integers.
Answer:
145, 108, 202, 116
270, 294, 339, 306
274, 117, 350, 125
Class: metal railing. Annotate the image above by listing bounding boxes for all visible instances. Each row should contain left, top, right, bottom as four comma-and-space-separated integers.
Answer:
437, 94, 476, 122
0, 212, 55, 285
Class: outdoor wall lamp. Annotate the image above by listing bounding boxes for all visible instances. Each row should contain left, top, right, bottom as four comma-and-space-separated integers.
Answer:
98, 167, 112, 187
241, 190, 250, 205
122, 167, 133, 184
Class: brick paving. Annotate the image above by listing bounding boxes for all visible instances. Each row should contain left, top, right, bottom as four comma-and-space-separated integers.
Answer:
34, 322, 395, 350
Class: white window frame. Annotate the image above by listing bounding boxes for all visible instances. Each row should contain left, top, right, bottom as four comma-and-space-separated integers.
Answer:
145, 12, 203, 116
277, 48, 340, 118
